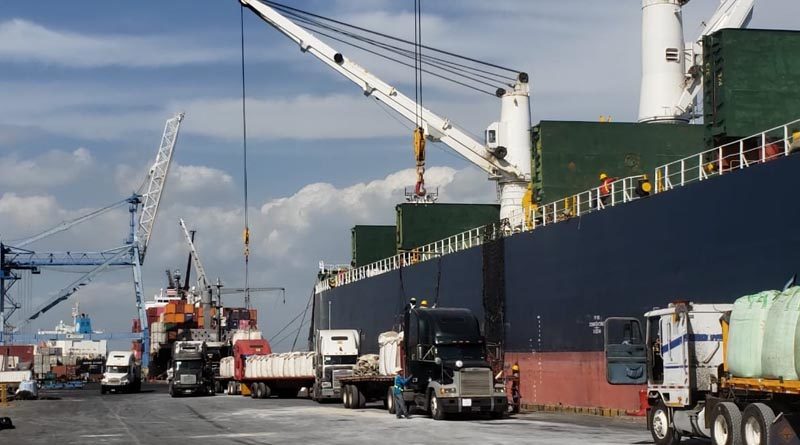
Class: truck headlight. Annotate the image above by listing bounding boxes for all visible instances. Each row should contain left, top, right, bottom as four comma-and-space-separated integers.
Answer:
439, 387, 457, 395
455, 360, 463, 368
321, 382, 332, 388
494, 385, 506, 393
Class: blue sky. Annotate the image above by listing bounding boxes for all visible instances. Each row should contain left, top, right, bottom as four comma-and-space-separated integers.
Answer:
1, 0, 798, 350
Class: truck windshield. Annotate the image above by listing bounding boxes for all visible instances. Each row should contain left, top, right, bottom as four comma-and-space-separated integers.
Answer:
106, 365, 129, 373
437, 344, 484, 361
175, 360, 202, 371
324, 355, 357, 365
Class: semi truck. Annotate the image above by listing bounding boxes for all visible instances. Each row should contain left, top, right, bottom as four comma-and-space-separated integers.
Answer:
170, 341, 214, 397
221, 330, 358, 400
339, 305, 508, 420
100, 351, 141, 394
604, 293, 800, 445
310, 329, 359, 401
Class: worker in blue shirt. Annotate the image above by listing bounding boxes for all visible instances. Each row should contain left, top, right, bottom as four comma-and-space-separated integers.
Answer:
393, 367, 412, 419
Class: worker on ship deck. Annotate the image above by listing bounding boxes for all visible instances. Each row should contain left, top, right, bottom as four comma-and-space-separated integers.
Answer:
598, 172, 616, 206
393, 367, 412, 419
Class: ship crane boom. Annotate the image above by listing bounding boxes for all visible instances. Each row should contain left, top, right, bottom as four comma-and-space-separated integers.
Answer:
239, 0, 532, 222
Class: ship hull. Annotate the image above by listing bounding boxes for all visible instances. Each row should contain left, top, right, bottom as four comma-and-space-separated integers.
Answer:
314, 154, 800, 410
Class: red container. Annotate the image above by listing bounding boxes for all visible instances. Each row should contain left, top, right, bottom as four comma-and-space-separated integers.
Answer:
0, 345, 34, 364
232, 340, 271, 381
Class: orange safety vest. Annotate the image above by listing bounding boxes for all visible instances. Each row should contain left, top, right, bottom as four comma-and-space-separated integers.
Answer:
600, 177, 615, 196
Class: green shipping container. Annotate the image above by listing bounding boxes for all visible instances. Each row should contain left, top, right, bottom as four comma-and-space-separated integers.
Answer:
532, 121, 704, 204
351, 225, 396, 267
704, 29, 800, 148
396, 203, 500, 252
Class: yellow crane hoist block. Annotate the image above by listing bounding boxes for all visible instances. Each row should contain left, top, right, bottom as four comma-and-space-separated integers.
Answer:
413, 127, 426, 164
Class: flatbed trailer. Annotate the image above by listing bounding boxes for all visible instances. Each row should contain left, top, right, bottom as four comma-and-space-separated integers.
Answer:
241, 376, 315, 399
338, 375, 394, 410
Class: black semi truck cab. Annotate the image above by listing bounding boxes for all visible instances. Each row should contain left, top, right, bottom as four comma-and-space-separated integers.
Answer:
403, 306, 507, 419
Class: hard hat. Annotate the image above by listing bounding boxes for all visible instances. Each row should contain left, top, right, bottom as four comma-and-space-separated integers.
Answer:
420, 299, 429, 307
511, 363, 520, 371
599, 173, 608, 181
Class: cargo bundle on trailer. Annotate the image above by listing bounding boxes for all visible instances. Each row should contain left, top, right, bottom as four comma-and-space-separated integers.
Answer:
605, 287, 800, 445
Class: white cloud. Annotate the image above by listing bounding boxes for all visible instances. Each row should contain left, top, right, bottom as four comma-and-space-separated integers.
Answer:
172, 165, 234, 193
0, 193, 64, 230
0, 19, 231, 68
0, 148, 93, 187
175, 94, 406, 141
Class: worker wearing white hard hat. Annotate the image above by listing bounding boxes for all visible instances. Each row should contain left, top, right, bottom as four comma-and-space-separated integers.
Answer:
392, 367, 412, 419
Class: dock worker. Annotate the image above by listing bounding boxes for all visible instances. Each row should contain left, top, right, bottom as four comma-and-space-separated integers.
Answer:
393, 367, 412, 419
598, 172, 616, 206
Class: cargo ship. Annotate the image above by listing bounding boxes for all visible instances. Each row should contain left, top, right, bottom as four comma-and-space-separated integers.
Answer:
307, 25, 800, 412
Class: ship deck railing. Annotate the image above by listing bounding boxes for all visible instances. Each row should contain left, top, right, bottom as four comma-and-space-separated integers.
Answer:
656, 118, 800, 192
315, 118, 800, 294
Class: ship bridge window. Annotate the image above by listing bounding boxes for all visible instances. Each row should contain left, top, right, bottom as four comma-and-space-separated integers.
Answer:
331, 336, 349, 341
665, 48, 680, 62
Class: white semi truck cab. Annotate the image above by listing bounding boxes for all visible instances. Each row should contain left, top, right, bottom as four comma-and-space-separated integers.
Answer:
101, 351, 141, 394
312, 329, 359, 401
605, 300, 800, 445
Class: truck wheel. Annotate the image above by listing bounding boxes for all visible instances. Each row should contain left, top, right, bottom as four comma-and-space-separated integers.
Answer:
429, 392, 446, 421
250, 383, 259, 399
353, 385, 365, 409
263, 384, 272, 398
343, 385, 352, 408
713, 402, 742, 445
215, 381, 222, 394
387, 387, 396, 414
650, 401, 680, 445
742, 403, 775, 445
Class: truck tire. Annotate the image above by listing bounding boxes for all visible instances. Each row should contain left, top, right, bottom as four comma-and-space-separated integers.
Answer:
353, 385, 366, 409
250, 383, 259, 399
263, 384, 272, 398
712, 402, 742, 445
429, 392, 446, 421
343, 385, 352, 408
387, 387, 396, 414
650, 401, 680, 445
215, 381, 222, 394
742, 403, 775, 445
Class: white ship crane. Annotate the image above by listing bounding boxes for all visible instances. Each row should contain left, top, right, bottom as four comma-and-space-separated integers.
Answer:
179, 218, 213, 330
239, 0, 532, 224
638, 0, 754, 123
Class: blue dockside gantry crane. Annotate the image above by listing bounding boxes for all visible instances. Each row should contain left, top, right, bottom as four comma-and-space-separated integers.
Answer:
0, 113, 184, 368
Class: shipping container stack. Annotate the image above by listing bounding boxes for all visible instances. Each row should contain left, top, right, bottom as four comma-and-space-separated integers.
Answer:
146, 298, 258, 379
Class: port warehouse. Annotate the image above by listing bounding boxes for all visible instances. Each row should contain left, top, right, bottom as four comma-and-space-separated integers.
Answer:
315, 28, 800, 412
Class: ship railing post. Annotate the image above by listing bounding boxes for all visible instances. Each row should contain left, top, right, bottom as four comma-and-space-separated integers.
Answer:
785, 124, 790, 156
698, 153, 705, 182
761, 132, 767, 163
680, 159, 685, 186
738, 139, 745, 169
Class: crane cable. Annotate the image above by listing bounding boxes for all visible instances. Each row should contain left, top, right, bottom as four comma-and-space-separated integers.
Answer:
412, 0, 426, 198
240, 5, 252, 309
